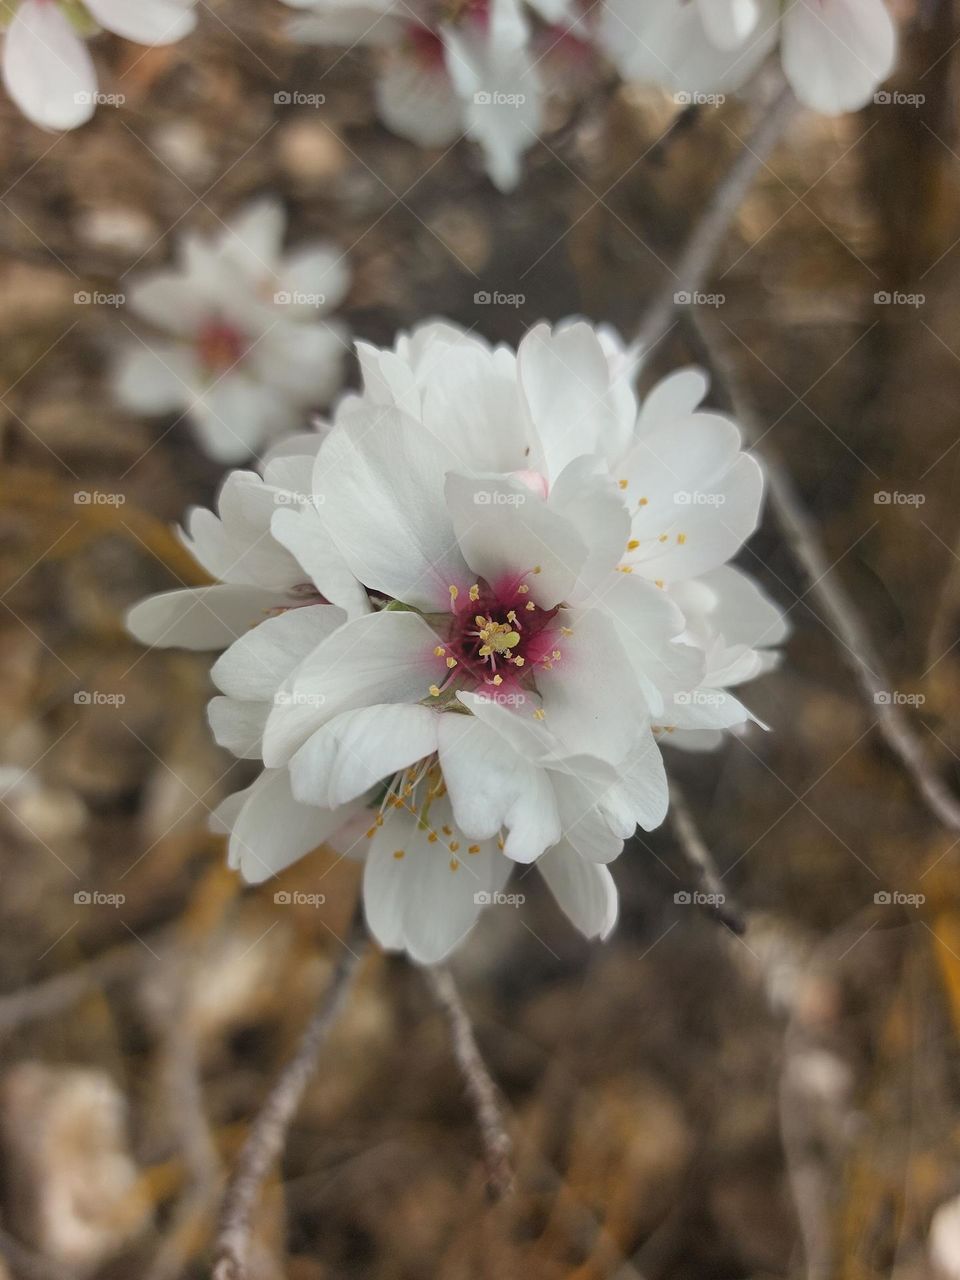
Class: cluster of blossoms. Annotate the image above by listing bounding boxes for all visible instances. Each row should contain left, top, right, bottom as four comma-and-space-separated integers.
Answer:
2, 0, 198, 130
285, 0, 897, 189
114, 198, 351, 462
128, 318, 787, 964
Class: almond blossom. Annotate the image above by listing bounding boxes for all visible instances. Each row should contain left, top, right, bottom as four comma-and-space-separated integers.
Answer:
283, 0, 564, 190
113, 198, 351, 463
128, 318, 785, 963
2, 0, 197, 131
597, 0, 897, 115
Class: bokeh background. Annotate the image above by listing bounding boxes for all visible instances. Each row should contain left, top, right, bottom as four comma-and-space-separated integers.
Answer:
2, 1, 960, 1276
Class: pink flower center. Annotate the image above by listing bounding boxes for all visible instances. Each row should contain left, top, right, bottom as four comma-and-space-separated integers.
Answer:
429, 577, 563, 702
195, 318, 248, 375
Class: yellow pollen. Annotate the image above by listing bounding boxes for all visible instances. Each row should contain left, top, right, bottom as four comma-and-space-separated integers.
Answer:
542, 661, 553, 670
552, 649, 561, 660
677, 532, 687, 544
655, 579, 664, 589
492, 674, 503, 686
475, 614, 486, 626
449, 841, 460, 852
393, 849, 405, 860
638, 496, 648, 506
533, 708, 545, 720
433, 646, 446, 657
365, 826, 376, 839
525, 600, 535, 611
658, 534, 668, 543
506, 610, 518, 624
427, 832, 438, 843
532, 565, 542, 574
468, 845, 480, 854
618, 478, 628, 490
560, 626, 573, 636
618, 565, 633, 574
428, 684, 441, 697
627, 539, 640, 551
513, 656, 525, 667
449, 585, 459, 601
468, 584, 480, 601
517, 584, 529, 594
446, 656, 458, 668
449, 858, 459, 871
442, 824, 453, 836
497, 836, 505, 850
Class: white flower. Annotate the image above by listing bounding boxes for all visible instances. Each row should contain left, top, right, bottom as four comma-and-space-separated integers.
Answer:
113, 198, 351, 463
129, 317, 785, 963
597, 0, 897, 115
2, 0, 197, 131
284, 0, 551, 191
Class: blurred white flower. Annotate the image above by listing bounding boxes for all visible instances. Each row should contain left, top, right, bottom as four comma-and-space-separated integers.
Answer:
129, 317, 785, 963
2, 0, 197, 131
284, 0, 559, 190
113, 198, 351, 462
597, 0, 897, 115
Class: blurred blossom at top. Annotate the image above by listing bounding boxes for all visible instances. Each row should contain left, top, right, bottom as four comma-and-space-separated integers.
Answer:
1, 0, 198, 130
112, 197, 352, 463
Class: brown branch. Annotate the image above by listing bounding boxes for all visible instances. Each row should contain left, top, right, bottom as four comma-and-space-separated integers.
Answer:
699, 324, 960, 834
668, 779, 746, 933
211, 919, 366, 1280
635, 78, 799, 355
424, 966, 515, 1200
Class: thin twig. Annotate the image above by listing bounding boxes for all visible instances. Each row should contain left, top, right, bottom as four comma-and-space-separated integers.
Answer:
635, 79, 798, 355
700, 325, 960, 834
424, 966, 515, 1199
211, 919, 366, 1280
668, 780, 746, 933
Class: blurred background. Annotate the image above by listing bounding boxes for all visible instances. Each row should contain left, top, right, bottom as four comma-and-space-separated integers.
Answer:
2, 1, 960, 1276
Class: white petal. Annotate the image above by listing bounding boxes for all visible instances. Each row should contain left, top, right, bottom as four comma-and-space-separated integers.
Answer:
126, 585, 286, 651
3, 0, 96, 131
211, 603, 346, 701
181, 470, 305, 590
604, 729, 668, 831
376, 54, 463, 148
229, 768, 359, 883
637, 367, 709, 434
207, 696, 269, 759
277, 243, 351, 313
189, 374, 297, 463
420, 344, 531, 474
535, 606, 647, 763
438, 713, 561, 862
263, 609, 444, 766
271, 505, 371, 619
217, 196, 285, 278
518, 321, 636, 481
444, 472, 587, 607
289, 704, 440, 808
314, 409, 470, 611
696, 0, 760, 49
781, 0, 896, 115
127, 271, 210, 333
538, 842, 618, 940
546, 456, 631, 599
113, 342, 195, 413
85, 0, 197, 45
688, 564, 789, 651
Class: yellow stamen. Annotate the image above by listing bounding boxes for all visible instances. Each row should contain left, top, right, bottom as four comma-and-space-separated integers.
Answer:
627, 539, 640, 551
393, 849, 405, 859
428, 684, 441, 697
